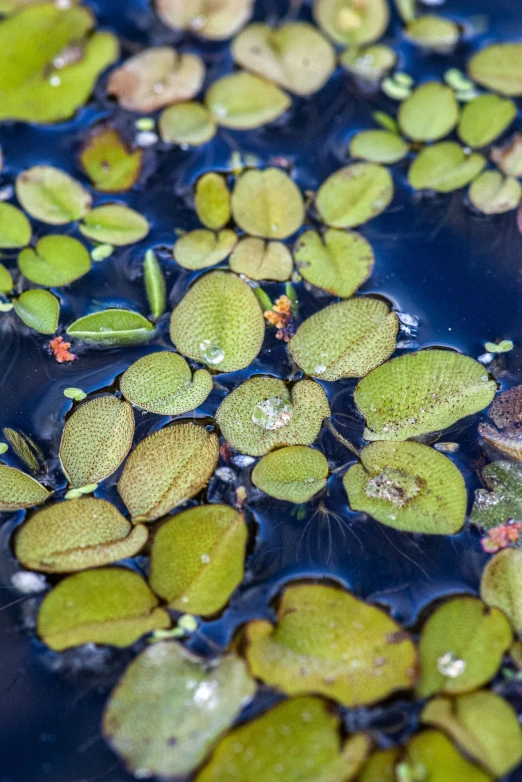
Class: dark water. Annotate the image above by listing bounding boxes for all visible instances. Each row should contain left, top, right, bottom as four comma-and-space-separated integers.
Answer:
2, 1, 522, 780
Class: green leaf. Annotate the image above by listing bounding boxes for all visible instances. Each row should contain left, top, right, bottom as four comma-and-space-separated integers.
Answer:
313, 0, 389, 46
3, 427, 43, 473
15, 497, 148, 573
405, 16, 460, 51
37, 567, 170, 651
340, 44, 396, 82
491, 134, 522, 176
149, 504, 247, 615
404, 731, 491, 782
0, 202, 31, 248
458, 94, 516, 148
230, 237, 293, 281
242, 582, 417, 707
118, 422, 219, 522
59, 395, 135, 488
205, 71, 291, 130
143, 249, 166, 320
469, 171, 521, 215
359, 748, 400, 782
79, 204, 150, 246
16, 165, 91, 225
355, 349, 496, 441
468, 44, 522, 96
216, 376, 330, 456
120, 351, 213, 415
0, 464, 50, 511
159, 101, 217, 146
349, 130, 408, 164
79, 125, 143, 192
289, 297, 398, 381
103, 643, 255, 778
108, 45, 204, 113
67, 308, 155, 346
0, 3, 119, 123
18, 235, 91, 287
416, 596, 512, 697
421, 691, 522, 778
64, 387, 87, 401
316, 163, 394, 228
197, 696, 371, 782
195, 172, 231, 231
173, 228, 237, 270
252, 445, 328, 503
408, 142, 486, 193
231, 168, 304, 240
481, 548, 522, 636
294, 228, 374, 298
232, 22, 335, 96
343, 440, 466, 534
155, 0, 254, 40
14, 289, 59, 333
0, 262, 13, 294
169, 271, 265, 373
398, 83, 459, 142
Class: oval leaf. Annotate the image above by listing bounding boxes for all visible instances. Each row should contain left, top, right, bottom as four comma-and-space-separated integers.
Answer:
79, 125, 143, 192
313, 0, 389, 46
398, 83, 459, 142
469, 170, 521, 215
469, 43, 522, 96
458, 94, 516, 148
294, 228, 374, 298
143, 249, 166, 320
155, 0, 254, 40
0, 263, 13, 294
408, 142, 486, 192
174, 228, 237, 270
206, 71, 291, 130
252, 445, 328, 503
231, 168, 304, 240
195, 172, 231, 231
350, 129, 408, 164
230, 237, 293, 281
481, 548, 522, 635
316, 163, 393, 228
79, 204, 149, 246
14, 289, 59, 334
405, 15, 460, 50
0, 202, 31, 248
67, 308, 155, 346
0, 464, 50, 511
18, 235, 91, 287
159, 101, 217, 146
16, 165, 91, 224
405, 731, 491, 782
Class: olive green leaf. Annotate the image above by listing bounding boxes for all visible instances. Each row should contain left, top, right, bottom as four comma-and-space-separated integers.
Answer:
491, 134, 522, 177
107, 46, 205, 112
64, 387, 87, 402
404, 731, 491, 782
232, 22, 335, 96
120, 351, 213, 415
313, 0, 389, 46
195, 172, 231, 231
143, 249, 166, 320
481, 548, 522, 635
469, 171, 521, 215
294, 228, 374, 298
2, 427, 43, 473
37, 568, 170, 651
243, 583, 417, 706
0, 203, 31, 248
468, 43, 522, 96
343, 441, 466, 534
421, 691, 522, 778
14, 289, 60, 334
359, 748, 400, 782
216, 376, 329, 456
0, 263, 13, 294
340, 44, 396, 82
79, 126, 143, 192
59, 395, 135, 488
155, 0, 254, 40
169, 271, 265, 373
103, 643, 255, 779
316, 163, 393, 228
67, 308, 155, 346
405, 16, 460, 51
252, 445, 328, 503
355, 350, 496, 441
398, 83, 459, 142
349, 130, 408, 164
458, 95, 516, 148
197, 696, 372, 782
118, 422, 219, 522
231, 168, 304, 240
408, 142, 486, 192
15, 497, 148, 573
230, 238, 293, 281
173, 229, 237, 270
289, 298, 398, 381
159, 101, 217, 146
16, 165, 91, 225
18, 235, 91, 287
205, 72, 291, 130
0, 464, 50, 511
0, 3, 119, 123
79, 205, 150, 246
149, 504, 247, 615
416, 596, 512, 697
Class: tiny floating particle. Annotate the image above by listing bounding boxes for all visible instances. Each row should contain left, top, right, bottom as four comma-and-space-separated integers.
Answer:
49, 336, 76, 363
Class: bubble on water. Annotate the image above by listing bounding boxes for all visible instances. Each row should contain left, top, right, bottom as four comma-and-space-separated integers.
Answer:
200, 340, 225, 366
252, 396, 294, 430
437, 651, 466, 678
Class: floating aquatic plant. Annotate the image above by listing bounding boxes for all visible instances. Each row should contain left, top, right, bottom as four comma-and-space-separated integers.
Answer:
468, 43, 522, 96
231, 167, 304, 240
313, 0, 389, 46
229, 237, 293, 281
481, 548, 522, 636
469, 171, 522, 215
79, 204, 150, 245
0, 263, 13, 293
457, 95, 517, 149
349, 129, 409, 164
403, 730, 491, 782
13, 289, 60, 334
316, 163, 393, 228
16, 165, 91, 224
155, 0, 254, 40
159, 101, 217, 146
18, 235, 91, 287
0, 464, 50, 511
408, 142, 486, 193
143, 248, 166, 320
194, 172, 231, 231
67, 308, 155, 346
471, 461, 522, 540
173, 228, 237, 270
405, 15, 460, 51
398, 83, 459, 142
0, 202, 31, 249
205, 72, 291, 130
252, 445, 329, 503
79, 125, 143, 192
340, 44, 396, 82
294, 228, 374, 298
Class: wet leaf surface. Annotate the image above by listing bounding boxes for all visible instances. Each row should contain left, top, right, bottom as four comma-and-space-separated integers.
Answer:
355, 349, 496, 441
205, 72, 291, 129
229, 237, 293, 281
159, 101, 217, 146
149, 504, 246, 615
470, 461, 522, 533
231, 168, 304, 240
155, 0, 254, 40
0, 464, 50, 511
469, 43, 522, 96
340, 43, 396, 81
120, 351, 213, 415
316, 163, 393, 228
313, 0, 389, 46
458, 94, 517, 148
18, 235, 91, 287
0, 202, 31, 248
79, 126, 143, 192
16, 165, 91, 225
481, 548, 522, 636
408, 142, 486, 193
195, 173, 231, 231
349, 129, 408, 164
404, 730, 491, 782
469, 170, 521, 214
37, 567, 170, 651
143, 249, 166, 320
294, 228, 374, 297
252, 445, 329, 503
79, 204, 150, 245
173, 228, 237, 270
118, 422, 219, 522
67, 308, 155, 346
103, 642, 255, 778
13, 289, 60, 334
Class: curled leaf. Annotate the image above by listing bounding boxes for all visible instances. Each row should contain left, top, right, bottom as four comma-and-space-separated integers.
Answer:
195, 172, 231, 231
16, 165, 91, 225
79, 204, 150, 246
230, 237, 293, 281
398, 83, 459, 142
313, 0, 389, 46
0, 464, 50, 511
18, 235, 91, 287
408, 142, 486, 192
469, 171, 521, 215
173, 228, 237, 270
231, 168, 304, 240
206, 71, 290, 130
0, 202, 31, 248
143, 248, 166, 320
252, 445, 328, 503
155, 0, 254, 40
67, 308, 155, 346
468, 43, 522, 96
294, 228, 374, 298
14, 289, 60, 334
458, 94, 516, 148
481, 548, 522, 635
159, 101, 216, 146
79, 125, 143, 192
316, 163, 393, 228
349, 130, 408, 164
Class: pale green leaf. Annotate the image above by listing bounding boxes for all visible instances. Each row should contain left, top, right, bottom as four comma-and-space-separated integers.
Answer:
67, 308, 155, 346
229, 237, 293, 281
313, 0, 389, 46
0, 202, 31, 248
316, 163, 394, 228
349, 130, 408, 164
173, 228, 237, 270
405, 16, 460, 50
408, 142, 486, 192
205, 71, 291, 130
468, 43, 522, 96
79, 204, 150, 246
159, 101, 217, 146
458, 94, 516, 148
481, 548, 522, 636
14, 289, 59, 333
79, 125, 143, 192
0, 464, 50, 511
195, 172, 231, 231
16, 165, 91, 225
18, 235, 91, 287
155, 0, 254, 40
231, 168, 304, 240
404, 731, 491, 782
0, 263, 13, 294
340, 44, 396, 82
252, 445, 328, 503
398, 82, 459, 142
469, 171, 521, 214
294, 228, 374, 297
143, 249, 166, 320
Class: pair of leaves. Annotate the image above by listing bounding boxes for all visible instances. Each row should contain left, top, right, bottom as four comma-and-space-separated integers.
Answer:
469, 171, 521, 215
408, 143, 486, 193
230, 238, 293, 281
19, 235, 91, 287
80, 126, 143, 192
316, 163, 393, 228
173, 229, 237, 270
471, 460, 522, 533
481, 547, 522, 636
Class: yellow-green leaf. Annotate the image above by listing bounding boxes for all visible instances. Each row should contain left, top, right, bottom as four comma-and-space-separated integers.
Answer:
481, 548, 522, 636
0, 464, 50, 511
398, 82, 459, 142
408, 142, 486, 192
468, 43, 522, 96
79, 125, 143, 192
229, 237, 293, 281
231, 168, 304, 240
313, 0, 389, 46
155, 0, 254, 40
173, 228, 237, 270
469, 170, 521, 215
458, 94, 516, 148
67, 308, 155, 346
143, 248, 166, 320
18, 235, 91, 287
14, 289, 59, 334
79, 204, 150, 246
316, 163, 393, 228
0, 202, 31, 248
195, 172, 231, 231
252, 445, 328, 503
294, 228, 374, 297
349, 129, 409, 164
16, 165, 91, 225
159, 101, 217, 146
0, 263, 13, 293
206, 71, 291, 130
405, 16, 460, 51
359, 748, 400, 782
404, 730, 491, 782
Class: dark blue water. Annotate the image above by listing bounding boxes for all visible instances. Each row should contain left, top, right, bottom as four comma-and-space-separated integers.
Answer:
2, 1, 522, 780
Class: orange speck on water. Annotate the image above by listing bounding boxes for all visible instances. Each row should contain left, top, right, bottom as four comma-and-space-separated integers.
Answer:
49, 336, 77, 363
